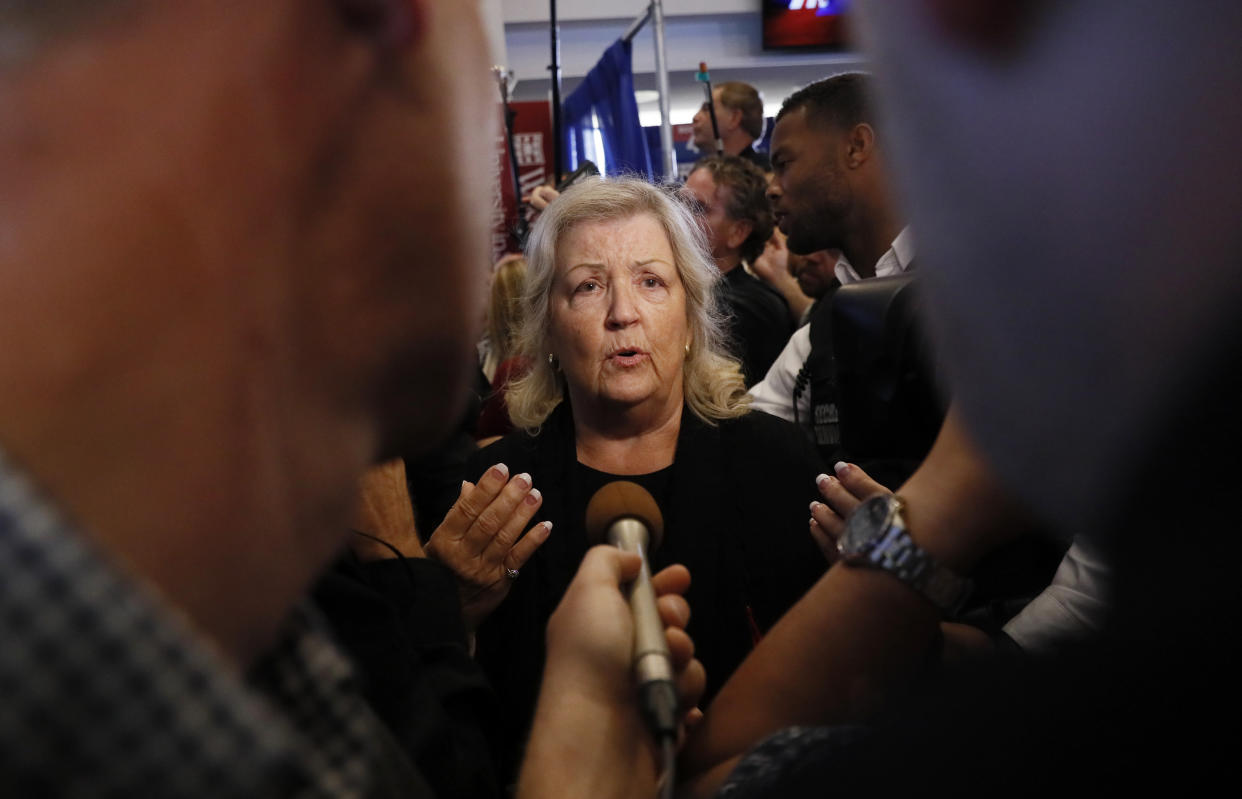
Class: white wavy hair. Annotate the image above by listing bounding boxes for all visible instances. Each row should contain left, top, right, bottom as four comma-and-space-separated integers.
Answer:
506, 176, 750, 432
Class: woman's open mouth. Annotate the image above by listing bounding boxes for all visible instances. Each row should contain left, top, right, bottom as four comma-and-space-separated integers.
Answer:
607, 348, 648, 367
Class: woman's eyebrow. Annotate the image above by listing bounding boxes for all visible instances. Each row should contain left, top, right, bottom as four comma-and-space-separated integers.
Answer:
564, 258, 673, 277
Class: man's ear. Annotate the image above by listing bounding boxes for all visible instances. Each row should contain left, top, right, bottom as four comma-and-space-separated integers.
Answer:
726, 219, 754, 251
333, 0, 425, 50
721, 105, 743, 135
845, 123, 876, 169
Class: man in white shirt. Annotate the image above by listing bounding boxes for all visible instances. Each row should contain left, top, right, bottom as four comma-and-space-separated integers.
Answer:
750, 73, 913, 446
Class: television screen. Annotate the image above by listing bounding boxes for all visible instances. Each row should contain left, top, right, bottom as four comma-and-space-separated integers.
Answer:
763, 0, 853, 51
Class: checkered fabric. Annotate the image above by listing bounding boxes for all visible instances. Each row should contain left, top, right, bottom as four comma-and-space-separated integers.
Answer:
0, 449, 378, 797
718, 725, 871, 799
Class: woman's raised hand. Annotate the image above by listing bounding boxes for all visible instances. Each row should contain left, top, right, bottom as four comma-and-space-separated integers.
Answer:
808, 461, 892, 561
426, 463, 552, 630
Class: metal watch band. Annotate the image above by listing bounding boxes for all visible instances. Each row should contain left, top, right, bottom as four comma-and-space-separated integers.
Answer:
840, 494, 970, 614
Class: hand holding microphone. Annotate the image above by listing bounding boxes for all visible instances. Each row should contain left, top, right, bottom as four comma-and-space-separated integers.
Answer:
585, 481, 680, 740
527, 542, 702, 799
524, 482, 702, 799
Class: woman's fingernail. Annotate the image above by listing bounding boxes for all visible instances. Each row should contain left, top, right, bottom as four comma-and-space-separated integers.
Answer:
539, 520, 553, 535
525, 487, 542, 505
513, 472, 531, 489
815, 473, 831, 487
834, 461, 850, 476
490, 463, 509, 480
810, 501, 823, 513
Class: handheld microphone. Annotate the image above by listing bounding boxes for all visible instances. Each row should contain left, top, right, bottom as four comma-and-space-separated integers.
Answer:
584, 481, 679, 741
695, 61, 724, 155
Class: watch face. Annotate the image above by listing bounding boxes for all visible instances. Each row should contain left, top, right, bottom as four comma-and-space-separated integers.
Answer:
839, 495, 894, 555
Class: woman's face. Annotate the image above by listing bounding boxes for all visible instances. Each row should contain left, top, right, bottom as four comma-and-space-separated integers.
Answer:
548, 213, 689, 420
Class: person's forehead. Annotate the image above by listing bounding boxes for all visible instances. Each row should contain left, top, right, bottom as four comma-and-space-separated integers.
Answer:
560, 213, 672, 259
690, 171, 738, 218
771, 108, 810, 148
684, 169, 717, 200
776, 109, 838, 159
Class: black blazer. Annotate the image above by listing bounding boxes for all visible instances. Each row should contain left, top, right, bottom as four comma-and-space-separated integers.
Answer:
458, 402, 829, 781
721, 267, 795, 387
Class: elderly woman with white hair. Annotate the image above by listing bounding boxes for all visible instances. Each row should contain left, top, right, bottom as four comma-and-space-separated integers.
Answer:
437, 177, 827, 777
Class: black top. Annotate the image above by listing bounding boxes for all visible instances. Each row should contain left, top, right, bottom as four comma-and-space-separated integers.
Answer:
450, 401, 829, 782
720, 266, 795, 387
572, 460, 674, 541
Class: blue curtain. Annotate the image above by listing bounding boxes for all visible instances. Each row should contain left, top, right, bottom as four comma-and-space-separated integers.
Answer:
563, 39, 653, 179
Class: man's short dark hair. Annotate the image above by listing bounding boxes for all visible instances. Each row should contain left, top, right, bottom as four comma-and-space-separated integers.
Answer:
691, 154, 775, 265
776, 72, 876, 135
717, 81, 766, 142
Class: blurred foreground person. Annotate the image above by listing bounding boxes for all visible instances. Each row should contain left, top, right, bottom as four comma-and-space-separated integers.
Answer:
0, 2, 700, 797
681, 1, 1242, 795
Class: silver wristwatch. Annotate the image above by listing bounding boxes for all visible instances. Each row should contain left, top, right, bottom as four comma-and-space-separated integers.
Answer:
837, 494, 970, 614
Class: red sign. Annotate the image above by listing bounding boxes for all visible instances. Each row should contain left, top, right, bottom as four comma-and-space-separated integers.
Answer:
491, 100, 555, 262
491, 121, 514, 263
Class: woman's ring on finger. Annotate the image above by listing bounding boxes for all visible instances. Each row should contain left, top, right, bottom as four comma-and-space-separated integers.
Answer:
504, 566, 520, 580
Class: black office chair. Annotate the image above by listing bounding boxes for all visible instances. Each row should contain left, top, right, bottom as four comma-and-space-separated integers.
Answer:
830, 273, 944, 478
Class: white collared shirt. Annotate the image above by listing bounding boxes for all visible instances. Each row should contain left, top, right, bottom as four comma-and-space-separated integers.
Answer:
833, 227, 915, 285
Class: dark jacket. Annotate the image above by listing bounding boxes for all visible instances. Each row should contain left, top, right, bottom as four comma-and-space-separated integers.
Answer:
721, 266, 795, 386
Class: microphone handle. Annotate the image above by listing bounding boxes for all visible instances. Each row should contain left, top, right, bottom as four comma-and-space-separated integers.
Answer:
607, 518, 679, 737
